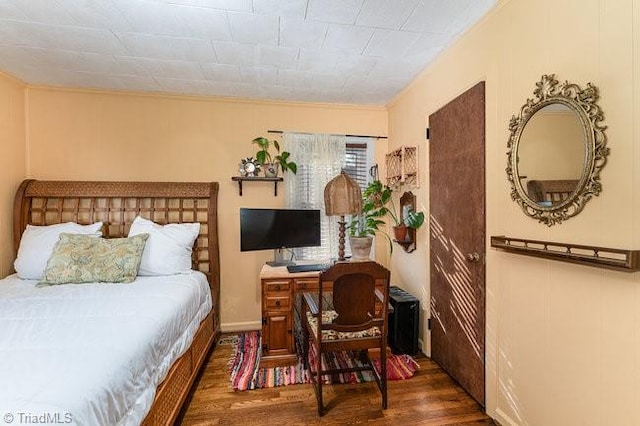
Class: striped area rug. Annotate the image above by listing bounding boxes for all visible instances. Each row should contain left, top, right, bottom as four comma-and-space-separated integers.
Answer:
229, 331, 419, 391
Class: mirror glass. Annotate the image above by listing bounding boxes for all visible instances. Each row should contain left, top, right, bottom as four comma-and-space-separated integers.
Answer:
506, 74, 609, 226
517, 104, 584, 206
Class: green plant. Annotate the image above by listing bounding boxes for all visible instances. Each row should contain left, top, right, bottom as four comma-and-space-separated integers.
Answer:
252, 136, 297, 174
348, 180, 393, 253
357, 180, 425, 229
348, 180, 425, 252
403, 209, 425, 229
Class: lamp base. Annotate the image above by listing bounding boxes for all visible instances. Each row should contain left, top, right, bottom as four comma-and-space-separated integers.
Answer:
338, 216, 346, 261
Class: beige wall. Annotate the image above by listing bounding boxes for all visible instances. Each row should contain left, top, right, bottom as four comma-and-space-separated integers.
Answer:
0, 72, 26, 277
25, 86, 387, 330
388, 0, 640, 424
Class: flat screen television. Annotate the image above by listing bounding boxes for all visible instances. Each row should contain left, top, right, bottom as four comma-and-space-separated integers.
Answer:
240, 208, 321, 266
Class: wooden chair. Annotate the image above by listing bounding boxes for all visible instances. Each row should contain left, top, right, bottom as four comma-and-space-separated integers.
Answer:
301, 261, 391, 416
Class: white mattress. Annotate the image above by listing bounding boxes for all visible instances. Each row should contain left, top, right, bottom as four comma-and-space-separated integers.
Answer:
0, 272, 212, 426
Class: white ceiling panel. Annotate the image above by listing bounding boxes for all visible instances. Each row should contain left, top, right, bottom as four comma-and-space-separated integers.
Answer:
257, 45, 299, 69
173, 6, 231, 40
253, 0, 307, 18
26, 49, 143, 76
117, 32, 216, 62
125, 57, 205, 79
307, 0, 365, 25
280, 18, 327, 49
278, 69, 344, 90
240, 66, 278, 85
56, 0, 133, 32
0, 1, 27, 20
298, 48, 376, 75
201, 63, 242, 82
1, 20, 129, 55
112, 1, 186, 37
355, 0, 418, 30
165, 0, 252, 12
364, 29, 420, 58
403, 0, 470, 33
213, 41, 257, 66
0, 0, 496, 105
228, 12, 279, 45
324, 24, 373, 52
10, 0, 78, 27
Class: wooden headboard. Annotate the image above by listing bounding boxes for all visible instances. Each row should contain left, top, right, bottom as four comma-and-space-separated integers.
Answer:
526, 179, 578, 203
13, 179, 221, 335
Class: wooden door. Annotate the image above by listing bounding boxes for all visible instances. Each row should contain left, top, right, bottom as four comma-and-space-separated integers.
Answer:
429, 82, 486, 405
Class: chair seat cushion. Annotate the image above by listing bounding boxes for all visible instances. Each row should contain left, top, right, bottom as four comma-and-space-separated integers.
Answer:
306, 310, 381, 340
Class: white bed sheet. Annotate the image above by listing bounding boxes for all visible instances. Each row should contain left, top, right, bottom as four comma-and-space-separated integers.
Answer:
0, 271, 212, 426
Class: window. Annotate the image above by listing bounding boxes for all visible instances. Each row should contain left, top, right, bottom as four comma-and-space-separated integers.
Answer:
283, 133, 374, 261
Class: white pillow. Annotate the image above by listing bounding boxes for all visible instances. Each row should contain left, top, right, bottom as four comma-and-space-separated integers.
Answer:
14, 221, 103, 280
127, 216, 200, 276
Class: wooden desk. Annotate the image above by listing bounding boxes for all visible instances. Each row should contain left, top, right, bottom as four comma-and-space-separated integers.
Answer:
259, 263, 389, 367
259, 264, 325, 367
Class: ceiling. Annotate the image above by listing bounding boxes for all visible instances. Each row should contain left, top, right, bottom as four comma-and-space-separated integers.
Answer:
0, 0, 495, 106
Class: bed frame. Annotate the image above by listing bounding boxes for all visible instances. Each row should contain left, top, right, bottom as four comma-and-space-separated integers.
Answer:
13, 179, 220, 426
526, 179, 578, 203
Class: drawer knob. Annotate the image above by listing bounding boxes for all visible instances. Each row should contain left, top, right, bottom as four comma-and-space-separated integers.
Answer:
275, 284, 281, 290
275, 300, 281, 306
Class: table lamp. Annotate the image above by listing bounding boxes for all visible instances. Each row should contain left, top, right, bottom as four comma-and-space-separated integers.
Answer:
324, 171, 362, 261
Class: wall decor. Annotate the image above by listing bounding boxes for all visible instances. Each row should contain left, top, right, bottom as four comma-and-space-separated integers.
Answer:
506, 74, 609, 226
386, 146, 418, 188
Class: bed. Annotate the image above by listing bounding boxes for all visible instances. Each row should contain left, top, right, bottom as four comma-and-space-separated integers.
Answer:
5, 179, 220, 425
526, 179, 578, 204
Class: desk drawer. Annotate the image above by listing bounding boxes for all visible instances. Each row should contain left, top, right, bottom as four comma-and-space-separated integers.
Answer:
265, 295, 290, 310
294, 278, 318, 291
264, 280, 291, 292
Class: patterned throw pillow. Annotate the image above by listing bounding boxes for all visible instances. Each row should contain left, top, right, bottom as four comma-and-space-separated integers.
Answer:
38, 233, 150, 286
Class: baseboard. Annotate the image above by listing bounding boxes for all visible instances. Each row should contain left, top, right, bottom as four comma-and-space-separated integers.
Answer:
221, 321, 261, 333
492, 407, 518, 426
418, 338, 426, 355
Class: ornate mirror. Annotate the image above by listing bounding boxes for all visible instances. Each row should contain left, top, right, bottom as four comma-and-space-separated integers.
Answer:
506, 74, 609, 226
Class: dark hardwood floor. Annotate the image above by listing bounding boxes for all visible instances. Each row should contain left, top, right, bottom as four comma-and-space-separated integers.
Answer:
178, 335, 495, 425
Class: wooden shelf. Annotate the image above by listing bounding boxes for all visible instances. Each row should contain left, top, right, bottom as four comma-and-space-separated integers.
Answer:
490, 235, 640, 272
393, 238, 416, 253
385, 146, 419, 188
393, 192, 418, 254
232, 176, 283, 196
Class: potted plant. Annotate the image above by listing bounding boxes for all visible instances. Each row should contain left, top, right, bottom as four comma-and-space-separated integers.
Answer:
348, 180, 425, 258
252, 136, 297, 177
392, 208, 425, 242
348, 180, 393, 259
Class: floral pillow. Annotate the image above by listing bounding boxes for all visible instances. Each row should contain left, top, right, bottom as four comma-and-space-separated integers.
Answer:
38, 233, 149, 286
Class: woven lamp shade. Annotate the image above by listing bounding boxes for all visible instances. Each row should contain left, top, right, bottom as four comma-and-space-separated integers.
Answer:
324, 172, 362, 216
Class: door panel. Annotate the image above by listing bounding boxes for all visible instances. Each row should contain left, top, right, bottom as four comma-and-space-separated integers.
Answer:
429, 82, 486, 405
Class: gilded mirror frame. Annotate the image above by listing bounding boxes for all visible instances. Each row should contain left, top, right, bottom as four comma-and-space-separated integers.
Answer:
506, 74, 609, 226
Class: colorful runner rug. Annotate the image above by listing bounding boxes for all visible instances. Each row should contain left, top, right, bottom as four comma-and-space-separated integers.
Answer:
229, 331, 419, 391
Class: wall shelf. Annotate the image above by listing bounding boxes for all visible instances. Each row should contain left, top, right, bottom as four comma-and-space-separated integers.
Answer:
232, 176, 283, 196
393, 191, 418, 254
490, 235, 640, 272
386, 146, 419, 188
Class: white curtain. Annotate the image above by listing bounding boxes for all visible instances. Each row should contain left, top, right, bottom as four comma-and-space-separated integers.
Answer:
283, 133, 346, 261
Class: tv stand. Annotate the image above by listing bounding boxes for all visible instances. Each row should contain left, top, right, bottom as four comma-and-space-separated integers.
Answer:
266, 248, 294, 267
266, 260, 294, 267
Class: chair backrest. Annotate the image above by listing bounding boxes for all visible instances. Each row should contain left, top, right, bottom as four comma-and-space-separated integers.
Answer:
319, 261, 390, 333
